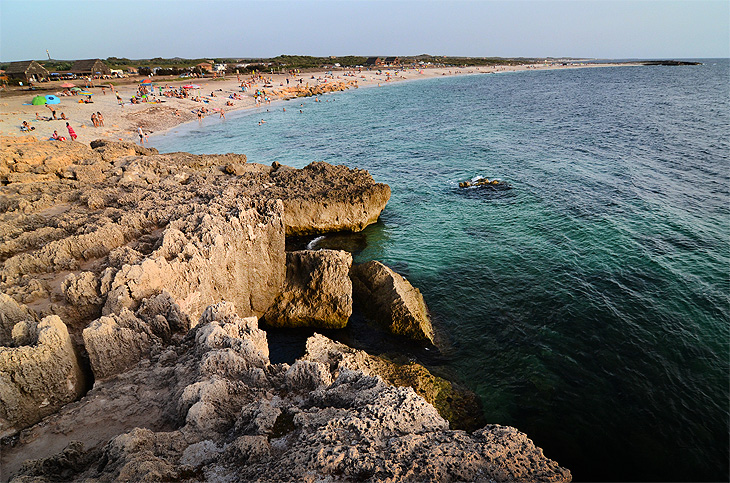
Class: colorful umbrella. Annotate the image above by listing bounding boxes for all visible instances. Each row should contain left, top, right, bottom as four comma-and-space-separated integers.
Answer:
79, 91, 92, 96
140, 79, 152, 84
60, 82, 75, 88
71, 87, 82, 91
45, 95, 60, 105
31, 95, 46, 105
182, 84, 194, 88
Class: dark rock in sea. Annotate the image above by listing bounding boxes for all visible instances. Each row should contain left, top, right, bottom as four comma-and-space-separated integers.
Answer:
641, 60, 702, 66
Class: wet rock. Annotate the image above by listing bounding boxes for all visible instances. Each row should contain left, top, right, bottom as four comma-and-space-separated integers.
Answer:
304, 333, 484, 431
264, 249, 353, 329
351, 260, 435, 344
0, 315, 85, 438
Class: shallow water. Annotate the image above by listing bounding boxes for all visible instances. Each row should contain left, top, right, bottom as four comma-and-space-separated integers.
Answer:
151, 60, 730, 481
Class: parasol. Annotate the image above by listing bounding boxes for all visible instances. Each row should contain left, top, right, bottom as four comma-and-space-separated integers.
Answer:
60, 82, 75, 88
31, 95, 46, 105
45, 95, 60, 104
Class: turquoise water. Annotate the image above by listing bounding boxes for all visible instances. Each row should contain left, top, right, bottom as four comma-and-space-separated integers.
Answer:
150, 61, 730, 481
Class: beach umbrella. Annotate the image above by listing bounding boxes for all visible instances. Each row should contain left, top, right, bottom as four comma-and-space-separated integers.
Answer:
31, 95, 47, 105
60, 82, 75, 88
140, 79, 152, 84
79, 91, 92, 96
45, 95, 60, 104
182, 84, 194, 89
71, 87, 82, 91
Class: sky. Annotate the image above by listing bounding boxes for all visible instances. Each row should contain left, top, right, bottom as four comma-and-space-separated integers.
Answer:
1, 0, 728, 62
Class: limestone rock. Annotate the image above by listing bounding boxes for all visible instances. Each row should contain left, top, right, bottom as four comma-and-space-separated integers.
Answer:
102, 198, 286, 322
263, 161, 391, 235
82, 308, 158, 380
0, 315, 85, 438
0, 293, 36, 346
89, 138, 158, 161
351, 260, 435, 344
264, 249, 353, 329
304, 333, 484, 431
3, 304, 570, 482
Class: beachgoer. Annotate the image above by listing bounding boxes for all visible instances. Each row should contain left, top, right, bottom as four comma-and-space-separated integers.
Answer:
220, 108, 225, 119
91, 113, 98, 127
102, 87, 106, 95
197, 110, 202, 121
35, 112, 41, 120
50, 130, 60, 140
47, 105, 57, 119
138, 127, 147, 145
97, 112, 104, 127
21, 121, 35, 131
66, 123, 77, 140
116, 93, 123, 106
60, 112, 67, 120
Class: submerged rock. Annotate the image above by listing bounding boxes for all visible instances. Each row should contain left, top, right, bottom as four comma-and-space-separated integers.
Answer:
264, 249, 353, 329
351, 260, 435, 344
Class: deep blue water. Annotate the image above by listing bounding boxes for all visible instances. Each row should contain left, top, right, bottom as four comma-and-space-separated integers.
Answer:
151, 60, 730, 482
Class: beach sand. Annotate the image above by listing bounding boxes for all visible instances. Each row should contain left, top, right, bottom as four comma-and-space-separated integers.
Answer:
0, 63, 622, 146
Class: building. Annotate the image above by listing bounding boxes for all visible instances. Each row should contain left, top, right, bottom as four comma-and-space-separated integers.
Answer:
5, 60, 50, 82
384, 57, 400, 66
196, 62, 213, 73
364, 57, 383, 66
70, 59, 111, 77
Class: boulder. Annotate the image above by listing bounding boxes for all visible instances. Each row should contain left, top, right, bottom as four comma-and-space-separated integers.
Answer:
82, 308, 159, 381
0, 315, 85, 438
264, 249, 353, 329
351, 260, 435, 344
0, 293, 36, 346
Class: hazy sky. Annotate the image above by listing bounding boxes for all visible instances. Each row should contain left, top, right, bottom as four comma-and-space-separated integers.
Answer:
1, 0, 728, 61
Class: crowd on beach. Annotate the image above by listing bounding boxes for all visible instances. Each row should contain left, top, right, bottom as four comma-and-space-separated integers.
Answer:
5, 63, 622, 145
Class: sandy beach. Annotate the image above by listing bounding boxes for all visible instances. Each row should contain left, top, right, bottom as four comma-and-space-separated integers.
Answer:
0, 63, 624, 146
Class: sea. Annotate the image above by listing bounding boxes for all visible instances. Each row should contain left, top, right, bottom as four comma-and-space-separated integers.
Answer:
150, 60, 729, 482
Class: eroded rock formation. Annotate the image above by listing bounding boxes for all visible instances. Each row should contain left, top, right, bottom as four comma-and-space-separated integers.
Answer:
264, 249, 353, 329
0, 315, 85, 438
351, 260, 435, 344
0, 138, 571, 481
3, 304, 570, 482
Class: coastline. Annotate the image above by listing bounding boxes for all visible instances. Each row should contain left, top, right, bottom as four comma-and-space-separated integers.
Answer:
0, 63, 630, 146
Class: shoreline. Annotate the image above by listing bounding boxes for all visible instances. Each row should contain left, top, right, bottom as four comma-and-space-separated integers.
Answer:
0, 63, 632, 146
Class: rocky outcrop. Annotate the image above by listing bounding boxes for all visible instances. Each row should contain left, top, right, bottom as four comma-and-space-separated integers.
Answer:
304, 333, 484, 431
3, 304, 570, 483
351, 260, 435, 344
263, 161, 391, 235
101, 198, 286, 322
0, 315, 85, 439
264, 249, 353, 329
0, 293, 36, 346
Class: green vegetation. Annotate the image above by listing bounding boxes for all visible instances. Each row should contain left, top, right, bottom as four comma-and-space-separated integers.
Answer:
0, 55, 541, 76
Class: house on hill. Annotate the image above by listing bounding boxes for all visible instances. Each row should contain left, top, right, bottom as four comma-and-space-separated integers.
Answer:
5, 60, 49, 82
384, 57, 400, 66
364, 57, 383, 67
71, 59, 111, 77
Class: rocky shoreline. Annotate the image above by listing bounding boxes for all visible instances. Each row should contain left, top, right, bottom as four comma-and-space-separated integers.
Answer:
0, 137, 571, 482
